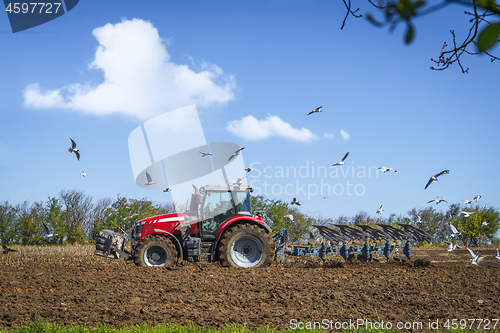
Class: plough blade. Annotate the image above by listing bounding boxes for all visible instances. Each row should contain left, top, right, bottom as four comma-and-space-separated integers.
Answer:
313, 225, 349, 243
334, 224, 372, 242
397, 224, 432, 242
377, 224, 415, 241
356, 225, 392, 241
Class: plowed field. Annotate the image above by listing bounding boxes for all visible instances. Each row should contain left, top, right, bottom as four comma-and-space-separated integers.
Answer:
1, 247, 499, 330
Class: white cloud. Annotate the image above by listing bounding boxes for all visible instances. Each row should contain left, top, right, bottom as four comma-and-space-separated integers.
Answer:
226, 115, 317, 143
340, 129, 350, 140
323, 132, 334, 139
23, 19, 236, 120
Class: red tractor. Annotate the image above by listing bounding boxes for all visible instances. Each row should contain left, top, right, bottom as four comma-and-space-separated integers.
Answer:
95, 184, 273, 268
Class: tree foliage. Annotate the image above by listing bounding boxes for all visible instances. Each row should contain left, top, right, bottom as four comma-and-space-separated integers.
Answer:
342, 0, 500, 72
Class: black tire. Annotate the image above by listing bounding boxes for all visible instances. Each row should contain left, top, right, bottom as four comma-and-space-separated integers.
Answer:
218, 224, 273, 268
134, 236, 177, 267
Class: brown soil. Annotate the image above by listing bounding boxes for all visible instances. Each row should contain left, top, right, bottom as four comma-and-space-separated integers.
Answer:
0, 248, 500, 331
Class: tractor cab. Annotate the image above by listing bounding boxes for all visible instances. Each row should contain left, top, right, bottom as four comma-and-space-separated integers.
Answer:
194, 184, 253, 240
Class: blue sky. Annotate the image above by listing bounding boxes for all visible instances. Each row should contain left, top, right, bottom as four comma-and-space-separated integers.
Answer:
0, 0, 498, 221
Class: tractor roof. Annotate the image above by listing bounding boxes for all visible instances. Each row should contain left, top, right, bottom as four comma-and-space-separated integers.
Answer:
201, 184, 253, 192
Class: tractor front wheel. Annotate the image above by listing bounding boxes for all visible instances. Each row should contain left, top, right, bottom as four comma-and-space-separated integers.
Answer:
134, 236, 177, 267
219, 224, 273, 268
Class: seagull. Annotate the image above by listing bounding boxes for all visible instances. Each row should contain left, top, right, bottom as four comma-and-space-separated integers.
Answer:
378, 167, 397, 173
446, 241, 461, 252
231, 176, 247, 186
245, 168, 254, 172
80, 171, 87, 177
228, 147, 245, 162
450, 224, 461, 238
308, 232, 315, 246
199, 151, 212, 157
41, 222, 58, 242
473, 194, 481, 202
467, 247, 486, 266
322, 196, 328, 199
460, 211, 476, 218
495, 249, 500, 261
2, 245, 17, 255
424, 169, 449, 189
376, 204, 384, 214
332, 152, 349, 167
481, 221, 489, 228
163, 188, 171, 192
68, 138, 80, 160
145, 172, 156, 186
416, 215, 422, 224
463, 199, 473, 204
291, 197, 300, 206
428, 199, 448, 205
284, 214, 294, 222
307, 106, 323, 116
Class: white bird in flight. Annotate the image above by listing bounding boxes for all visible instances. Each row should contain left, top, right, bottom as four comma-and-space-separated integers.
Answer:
446, 241, 461, 252
460, 211, 476, 218
416, 215, 422, 224
145, 172, 156, 186
424, 169, 449, 189
428, 199, 448, 205
378, 167, 397, 173
68, 138, 80, 161
291, 197, 300, 206
199, 151, 212, 157
481, 221, 489, 228
80, 171, 87, 177
245, 168, 254, 172
41, 222, 58, 242
450, 224, 461, 238
332, 152, 349, 167
307, 106, 323, 116
376, 204, 384, 214
463, 199, 473, 204
228, 147, 245, 162
495, 249, 500, 261
163, 188, 171, 193
284, 214, 294, 222
473, 194, 481, 202
467, 247, 486, 266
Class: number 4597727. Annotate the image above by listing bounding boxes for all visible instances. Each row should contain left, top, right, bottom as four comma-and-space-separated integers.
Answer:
5, 3, 62, 14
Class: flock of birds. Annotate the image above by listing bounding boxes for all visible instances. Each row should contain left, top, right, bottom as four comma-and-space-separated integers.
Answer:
25, 120, 488, 266
283, 107, 496, 266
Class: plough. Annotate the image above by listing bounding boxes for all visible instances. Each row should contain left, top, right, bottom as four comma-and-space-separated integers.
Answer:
275, 224, 432, 262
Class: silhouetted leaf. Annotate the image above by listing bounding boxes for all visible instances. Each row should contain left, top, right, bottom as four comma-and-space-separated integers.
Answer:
405, 24, 414, 43
477, 23, 500, 52
478, 0, 497, 11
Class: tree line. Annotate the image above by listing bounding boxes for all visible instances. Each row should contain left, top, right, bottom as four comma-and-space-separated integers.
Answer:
1, 190, 498, 246
0, 190, 174, 245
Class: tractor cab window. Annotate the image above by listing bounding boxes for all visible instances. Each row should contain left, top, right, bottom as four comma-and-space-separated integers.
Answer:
234, 191, 252, 216
201, 191, 235, 240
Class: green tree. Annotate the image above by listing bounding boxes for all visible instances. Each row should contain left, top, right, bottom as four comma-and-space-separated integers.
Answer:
17, 201, 46, 245
44, 196, 65, 244
0, 201, 18, 244
251, 195, 312, 242
95, 196, 175, 237
448, 205, 500, 246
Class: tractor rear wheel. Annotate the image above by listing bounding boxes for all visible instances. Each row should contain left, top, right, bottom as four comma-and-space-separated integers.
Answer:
134, 236, 177, 267
218, 224, 273, 268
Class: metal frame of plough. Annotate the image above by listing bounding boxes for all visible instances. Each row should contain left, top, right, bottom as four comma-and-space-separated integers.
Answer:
274, 224, 431, 262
